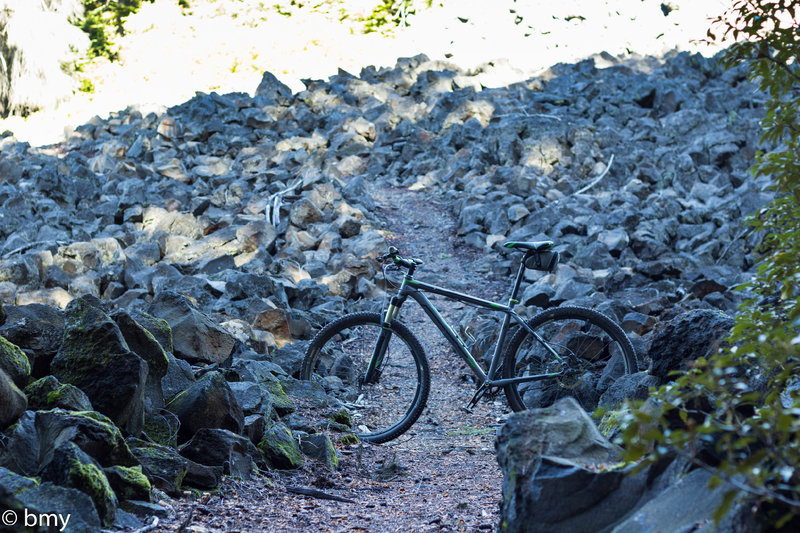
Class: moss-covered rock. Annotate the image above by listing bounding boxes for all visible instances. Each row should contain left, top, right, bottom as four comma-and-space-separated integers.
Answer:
262, 375, 295, 416
127, 438, 188, 496
142, 411, 180, 447
103, 464, 151, 502
0, 335, 31, 387
129, 310, 173, 354
50, 295, 148, 435
0, 303, 65, 378
258, 422, 303, 470
300, 433, 339, 471
328, 408, 352, 427
339, 433, 359, 445
111, 309, 169, 378
165, 371, 244, 443
0, 367, 26, 429
23, 375, 93, 411
41, 441, 118, 526
1, 409, 138, 476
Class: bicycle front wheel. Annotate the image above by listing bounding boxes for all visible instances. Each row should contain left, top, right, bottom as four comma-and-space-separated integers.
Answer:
503, 306, 638, 412
301, 312, 430, 443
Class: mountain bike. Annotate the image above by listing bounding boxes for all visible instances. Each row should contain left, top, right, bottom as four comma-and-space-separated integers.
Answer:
301, 241, 638, 443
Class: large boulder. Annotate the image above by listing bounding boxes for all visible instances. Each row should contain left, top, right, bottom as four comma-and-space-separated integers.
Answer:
179, 428, 263, 479
496, 398, 622, 533
0, 410, 137, 479
647, 309, 734, 382
0, 303, 64, 378
494, 396, 759, 532
50, 296, 148, 435
0, 335, 30, 387
148, 291, 236, 364
165, 371, 244, 443
23, 375, 93, 412
112, 309, 170, 414
126, 438, 188, 496
0, 367, 26, 429
15, 482, 102, 533
40, 441, 118, 526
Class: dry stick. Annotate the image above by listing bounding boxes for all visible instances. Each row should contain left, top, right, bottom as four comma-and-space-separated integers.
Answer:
286, 485, 356, 503
127, 517, 159, 533
716, 227, 752, 265
176, 508, 195, 532
574, 154, 615, 195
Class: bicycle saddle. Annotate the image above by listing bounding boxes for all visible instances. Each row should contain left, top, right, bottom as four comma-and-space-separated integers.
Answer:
502, 240, 554, 252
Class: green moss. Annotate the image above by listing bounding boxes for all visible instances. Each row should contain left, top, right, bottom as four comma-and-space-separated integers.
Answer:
339, 433, 359, 445
258, 423, 303, 470
0, 335, 31, 386
68, 456, 118, 525
103, 465, 151, 502
142, 416, 178, 447
328, 408, 352, 427
262, 376, 294, 415
25, 376, 92, 411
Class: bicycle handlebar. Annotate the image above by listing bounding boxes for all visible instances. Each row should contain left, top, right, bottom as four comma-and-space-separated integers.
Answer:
377, 246, 423, 270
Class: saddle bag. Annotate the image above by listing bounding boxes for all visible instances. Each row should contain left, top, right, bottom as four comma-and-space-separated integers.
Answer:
524, 250, 560, 272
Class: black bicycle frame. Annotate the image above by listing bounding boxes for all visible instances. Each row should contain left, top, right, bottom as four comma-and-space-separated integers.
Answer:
367, 257, 563, 388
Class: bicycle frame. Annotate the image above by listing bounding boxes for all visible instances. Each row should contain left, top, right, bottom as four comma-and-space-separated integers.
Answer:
367, 257, 564, 389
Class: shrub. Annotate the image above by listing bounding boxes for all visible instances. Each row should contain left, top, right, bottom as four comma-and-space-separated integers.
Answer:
620, 0, 800, 526
76, 0, 155, 60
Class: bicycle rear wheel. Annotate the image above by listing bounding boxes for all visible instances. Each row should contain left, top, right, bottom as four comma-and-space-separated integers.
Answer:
502, 306, 638, 412
301, 312, 430, 443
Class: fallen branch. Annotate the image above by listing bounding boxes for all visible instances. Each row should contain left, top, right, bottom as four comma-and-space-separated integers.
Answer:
127, 517, 159, 533
574, 154, 615, 195
286, 485, 355, 503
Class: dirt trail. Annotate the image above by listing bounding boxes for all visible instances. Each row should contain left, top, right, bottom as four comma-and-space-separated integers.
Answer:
158, 187, 512, 532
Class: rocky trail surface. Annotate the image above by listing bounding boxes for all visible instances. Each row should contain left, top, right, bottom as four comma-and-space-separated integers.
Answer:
157, 186, 509, 532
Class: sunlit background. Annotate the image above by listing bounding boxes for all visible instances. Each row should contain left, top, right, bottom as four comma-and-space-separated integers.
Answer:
1, 0, 733, 147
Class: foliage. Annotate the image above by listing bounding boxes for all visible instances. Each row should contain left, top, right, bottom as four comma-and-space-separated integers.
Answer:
76, 0, 155, 60
361, 0, 434, 33
619, 0, 800, 525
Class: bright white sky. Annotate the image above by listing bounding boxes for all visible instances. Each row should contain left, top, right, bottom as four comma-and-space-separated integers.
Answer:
1, 0, 734, 146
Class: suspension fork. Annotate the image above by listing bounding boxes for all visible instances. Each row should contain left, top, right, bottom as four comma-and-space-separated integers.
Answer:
363, 284, 408, 384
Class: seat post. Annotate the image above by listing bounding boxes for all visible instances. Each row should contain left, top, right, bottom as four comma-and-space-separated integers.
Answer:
508, 254, 528, 306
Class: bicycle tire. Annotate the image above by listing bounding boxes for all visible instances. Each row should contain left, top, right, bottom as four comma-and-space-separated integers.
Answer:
301, 312, 430, 443
502, 306, 638, 412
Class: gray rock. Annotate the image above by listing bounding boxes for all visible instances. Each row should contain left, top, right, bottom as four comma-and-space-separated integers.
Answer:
40, 441, 118, 526
126, 438, 188, 496
161, 352, 195, 401
16, 482, 101, 533
50, 296, 147, 435
23, 375, 93, 412
0, 367, 26, 429
647, 309, 734, 383
165, 371, 244, 443
0, 303, 64, 378
179, 427, 263, 478
148, 291, 236, 364
255, 71, 293, 104
299, 433, 339, 471
0, 409, 137, 478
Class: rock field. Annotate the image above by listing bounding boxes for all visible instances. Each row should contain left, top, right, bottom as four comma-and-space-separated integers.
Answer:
0, 20, 774, 532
